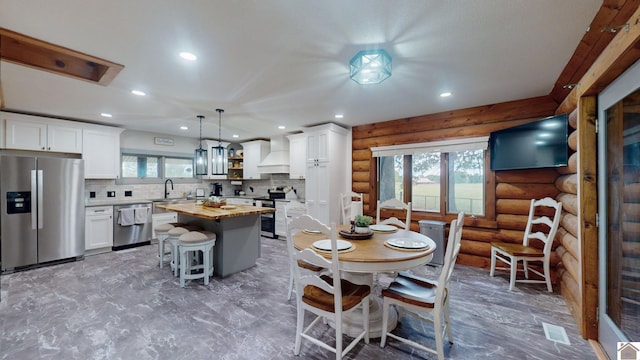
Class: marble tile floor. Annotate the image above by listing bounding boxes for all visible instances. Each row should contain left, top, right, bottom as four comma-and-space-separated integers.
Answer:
0, 237, 597, 360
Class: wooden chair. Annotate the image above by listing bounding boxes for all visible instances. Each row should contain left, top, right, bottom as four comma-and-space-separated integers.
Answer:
376, 198, 412, 230
284, 201, 324, 300
286, 214, 370, 360
340, 192, 363, 225
380, 211, 464, 360
490, 197, 562, 292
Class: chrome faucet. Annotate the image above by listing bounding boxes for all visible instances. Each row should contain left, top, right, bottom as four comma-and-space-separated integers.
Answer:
164, 179, 174, 199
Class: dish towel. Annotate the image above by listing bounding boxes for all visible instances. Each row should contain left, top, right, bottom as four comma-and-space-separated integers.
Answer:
134, 207, 148, 224
119, 208, 135, 226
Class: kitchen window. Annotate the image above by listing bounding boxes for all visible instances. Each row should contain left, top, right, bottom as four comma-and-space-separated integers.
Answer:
119, 152, 198, 184
373, 137, 488, 217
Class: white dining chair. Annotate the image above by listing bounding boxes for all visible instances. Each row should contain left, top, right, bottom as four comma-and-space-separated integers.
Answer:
380, 211, 464, 360
284, 200, 325, 300
340, 192, 363, 225
376, 198, 411, 230
286, 214, 370, 360
490, 197, 562, 292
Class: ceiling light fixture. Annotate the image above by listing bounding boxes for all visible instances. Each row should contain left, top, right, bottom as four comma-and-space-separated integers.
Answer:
212, 108, 228, 175
349, 49, 392, 85
131, 89, 146, 96
100, 113, 112, 118
232, 134, 239, 138
334, 114, 344, 119
179, 52, 197, 61
440, 92, 452, 97
194, 115, 208, 176
180, 126, 188, 130
278, 125, 286, 130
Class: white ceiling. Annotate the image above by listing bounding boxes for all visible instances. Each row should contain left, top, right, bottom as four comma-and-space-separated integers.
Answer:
0, 0, 602, 142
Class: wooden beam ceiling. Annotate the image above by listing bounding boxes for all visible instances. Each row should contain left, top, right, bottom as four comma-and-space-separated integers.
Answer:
550, 0, 640, 104
0, 28, 124, 86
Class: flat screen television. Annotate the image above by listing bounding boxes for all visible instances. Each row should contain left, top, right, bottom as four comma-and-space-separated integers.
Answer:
489, 114, 569, 171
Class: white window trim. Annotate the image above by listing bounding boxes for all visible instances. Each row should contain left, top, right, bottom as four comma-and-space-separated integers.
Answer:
371, 136, 489, 157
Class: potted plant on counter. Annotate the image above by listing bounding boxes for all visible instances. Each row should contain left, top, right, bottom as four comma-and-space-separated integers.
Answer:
353, 215, 373, 233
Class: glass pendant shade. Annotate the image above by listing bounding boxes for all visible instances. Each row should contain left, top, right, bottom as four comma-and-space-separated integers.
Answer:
349, 49, 392, 85
194, 147, 208, 175
194, 115, 208, 175
212, 108, 228, 175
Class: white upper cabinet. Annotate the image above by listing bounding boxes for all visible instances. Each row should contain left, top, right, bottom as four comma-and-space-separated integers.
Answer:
241, 140, 269, 179
4, 113, 82, 153
83, 127, 123, 179
287, 133, 307, 179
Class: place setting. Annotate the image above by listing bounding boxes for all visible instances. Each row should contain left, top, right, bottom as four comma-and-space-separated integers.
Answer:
384, 237, 430, 252
311, 239, 356, 254
369, 224, 398, 232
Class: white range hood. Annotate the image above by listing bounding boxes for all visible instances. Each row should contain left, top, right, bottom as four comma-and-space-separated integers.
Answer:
258, 135, 290, 173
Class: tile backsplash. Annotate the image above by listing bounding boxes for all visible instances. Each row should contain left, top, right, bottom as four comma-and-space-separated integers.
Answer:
85, 174, 305, 202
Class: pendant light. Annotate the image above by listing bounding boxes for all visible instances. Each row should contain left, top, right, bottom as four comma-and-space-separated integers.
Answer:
194, 115, 208, 175
212, 108, 228, 175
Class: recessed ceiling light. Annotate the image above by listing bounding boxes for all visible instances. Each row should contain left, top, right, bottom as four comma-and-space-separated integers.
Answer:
180, 126, 188, 130
278, 125, 286, 130
440, 92, 452, 97
334, 114, 344, 119
131, 89, 146, 96
100, 113, 112, 118
179, 52, 197, 61
232, 134, 239, 138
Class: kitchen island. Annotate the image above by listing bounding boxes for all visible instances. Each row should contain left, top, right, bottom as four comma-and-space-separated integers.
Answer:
155, 203, 274, 277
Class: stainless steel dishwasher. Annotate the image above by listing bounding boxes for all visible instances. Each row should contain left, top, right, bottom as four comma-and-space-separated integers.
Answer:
113, 203, 152, 250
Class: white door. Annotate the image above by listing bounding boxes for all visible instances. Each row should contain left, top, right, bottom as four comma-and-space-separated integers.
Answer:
597, 58, 640, 359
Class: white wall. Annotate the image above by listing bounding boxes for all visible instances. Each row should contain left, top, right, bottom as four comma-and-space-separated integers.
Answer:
121, 130, 199, 155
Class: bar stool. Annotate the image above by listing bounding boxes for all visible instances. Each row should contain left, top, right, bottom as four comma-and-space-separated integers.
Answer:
154, 222, 186, 269
178, 231, 216, 288
167, 225, 203, 277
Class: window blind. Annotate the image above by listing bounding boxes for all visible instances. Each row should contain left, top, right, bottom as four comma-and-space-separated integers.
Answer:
370, 136, 489, 157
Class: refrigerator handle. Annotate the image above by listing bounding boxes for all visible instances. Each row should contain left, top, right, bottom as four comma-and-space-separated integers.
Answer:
37, 170, 44, 229
31, 170, 38, 230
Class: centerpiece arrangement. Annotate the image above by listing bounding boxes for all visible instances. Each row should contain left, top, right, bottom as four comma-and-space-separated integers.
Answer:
353, 215, 373, 233
339, 215, 374, 240
202, 196, 226, 208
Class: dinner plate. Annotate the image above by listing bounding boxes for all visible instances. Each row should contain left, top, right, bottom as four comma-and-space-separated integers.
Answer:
385, 237, 429, 249
312, 239, 352, 251
370, 224, 398, 232
303, 229, 322, 234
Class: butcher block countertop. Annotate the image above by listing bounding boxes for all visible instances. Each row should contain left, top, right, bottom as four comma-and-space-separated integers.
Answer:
155, 203, 274, 220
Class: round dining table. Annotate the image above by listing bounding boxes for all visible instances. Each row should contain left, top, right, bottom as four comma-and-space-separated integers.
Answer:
293, 225, 436, 338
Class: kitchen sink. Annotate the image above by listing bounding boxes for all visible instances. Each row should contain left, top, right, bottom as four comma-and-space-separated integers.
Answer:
151, 198, 195, 213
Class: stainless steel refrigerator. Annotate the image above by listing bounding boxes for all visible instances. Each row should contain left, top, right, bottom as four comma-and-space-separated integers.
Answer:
1, 154, 85, 272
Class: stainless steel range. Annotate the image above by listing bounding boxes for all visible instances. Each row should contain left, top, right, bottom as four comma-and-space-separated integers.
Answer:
256, 189, 286, 238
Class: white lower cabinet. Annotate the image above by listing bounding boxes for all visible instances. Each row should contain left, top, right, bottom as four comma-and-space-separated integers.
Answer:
152, 212, 178, 240
85, 206, 114, 253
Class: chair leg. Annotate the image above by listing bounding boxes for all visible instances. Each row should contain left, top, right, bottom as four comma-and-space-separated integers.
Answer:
489, 247, 496, 277
335, 315, 343, 360
158, 235, 165, 268
444, 299, 453, 344
287, 262, 294, 300
203, 249, 210, 286
509, 256, 517, 291
294, 305, 304, 355
434, 308, 445, 360
380, 299, 389, 347
180, 249, 188, 288
363, 296, 370, 344
523, 260, 529, 279
544, 260, 553, 292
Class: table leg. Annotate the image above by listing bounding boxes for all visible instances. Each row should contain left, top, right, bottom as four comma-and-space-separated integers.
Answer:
333, 272, 397, 338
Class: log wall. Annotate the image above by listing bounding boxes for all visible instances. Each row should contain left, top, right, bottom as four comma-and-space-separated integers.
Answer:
351, 96, 559, 270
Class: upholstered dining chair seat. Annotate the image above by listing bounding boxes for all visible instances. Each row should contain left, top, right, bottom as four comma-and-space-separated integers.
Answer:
298, 260, 324, 272
382, 275, 438, 308
303, 275, 371, 313
490, 242, 544, 257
